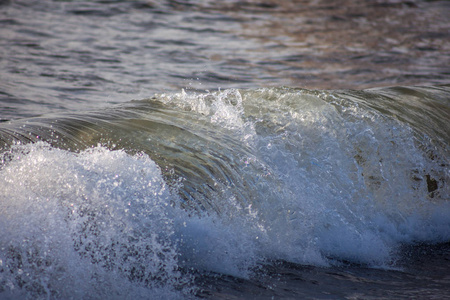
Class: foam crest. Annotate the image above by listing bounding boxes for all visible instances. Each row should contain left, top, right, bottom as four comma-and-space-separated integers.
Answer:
152, 87, 450, 267
158, 89, 255, 140
0, 143, 190, 298
238, 88, 450, 266
0, 143, 264, 298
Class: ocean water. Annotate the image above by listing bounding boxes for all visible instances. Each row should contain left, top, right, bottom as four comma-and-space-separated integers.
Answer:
1, 0, 449, 299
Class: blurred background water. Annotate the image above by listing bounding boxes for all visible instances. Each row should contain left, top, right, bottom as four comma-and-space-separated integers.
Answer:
1, 0, 449, 120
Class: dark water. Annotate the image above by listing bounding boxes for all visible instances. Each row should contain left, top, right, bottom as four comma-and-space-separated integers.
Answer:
1, 0, 449, 299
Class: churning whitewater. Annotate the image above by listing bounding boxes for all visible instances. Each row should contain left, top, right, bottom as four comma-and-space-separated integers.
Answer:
1, 86, 449, 298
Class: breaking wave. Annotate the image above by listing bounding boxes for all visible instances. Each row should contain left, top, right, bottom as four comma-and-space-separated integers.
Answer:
1, 86, 449, 298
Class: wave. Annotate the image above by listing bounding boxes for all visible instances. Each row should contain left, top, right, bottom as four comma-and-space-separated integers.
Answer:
0, 85, 449, 298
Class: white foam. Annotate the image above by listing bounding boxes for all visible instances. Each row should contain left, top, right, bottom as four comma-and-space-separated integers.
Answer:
0, 143, 263, 298
0, 143, 191, 298
158, 88, 450, 268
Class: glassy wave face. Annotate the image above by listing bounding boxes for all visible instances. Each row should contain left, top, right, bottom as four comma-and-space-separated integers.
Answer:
1, 86, 449, 298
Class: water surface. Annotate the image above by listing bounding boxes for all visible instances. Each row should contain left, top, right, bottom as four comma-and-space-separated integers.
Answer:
0, 0, 449, 299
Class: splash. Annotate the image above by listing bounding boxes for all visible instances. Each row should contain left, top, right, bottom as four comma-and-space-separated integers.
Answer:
0, 143, 191, 298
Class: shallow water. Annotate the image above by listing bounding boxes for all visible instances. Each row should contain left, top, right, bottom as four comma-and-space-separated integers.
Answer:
0, 0, 449, 299
197, 242, 450, 299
